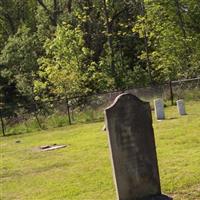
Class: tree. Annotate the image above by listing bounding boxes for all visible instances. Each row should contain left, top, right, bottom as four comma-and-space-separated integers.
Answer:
133, 0, 200, 82
36, 23, 111, 99
0, 25, 44, 129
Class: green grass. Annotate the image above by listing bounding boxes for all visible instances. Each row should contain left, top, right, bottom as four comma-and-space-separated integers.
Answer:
3, 108, 104, 136
0, 101, 200, 200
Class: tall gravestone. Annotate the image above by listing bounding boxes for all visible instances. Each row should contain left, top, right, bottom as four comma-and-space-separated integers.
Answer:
154, 99, 165, 120
176, 100, 186, 116
105, 93, 171, 200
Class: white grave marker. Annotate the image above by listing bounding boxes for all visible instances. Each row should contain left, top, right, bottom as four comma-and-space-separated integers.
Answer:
154, 99, 165, 120
176, 100, 186, 115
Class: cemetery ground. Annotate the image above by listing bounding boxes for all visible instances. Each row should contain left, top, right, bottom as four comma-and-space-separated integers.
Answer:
0, 101, 200, 200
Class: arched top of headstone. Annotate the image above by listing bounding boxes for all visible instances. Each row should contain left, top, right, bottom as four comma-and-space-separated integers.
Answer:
105, 93, 148, 112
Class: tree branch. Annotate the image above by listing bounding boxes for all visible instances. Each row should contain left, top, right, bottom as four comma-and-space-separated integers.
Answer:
67, 0, 72, 13
37, 0, 58, 26
37, 0, 51, 15
109, 6, 129, 30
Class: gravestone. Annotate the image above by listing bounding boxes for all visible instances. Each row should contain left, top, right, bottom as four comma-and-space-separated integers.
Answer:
154, 99, 165, 120
105, 93, 171, 200
176, 100, 186, 115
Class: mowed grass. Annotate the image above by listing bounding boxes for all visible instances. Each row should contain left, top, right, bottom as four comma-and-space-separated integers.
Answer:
0, 101, 200, 200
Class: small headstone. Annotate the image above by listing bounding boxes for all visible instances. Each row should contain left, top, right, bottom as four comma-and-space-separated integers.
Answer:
102, 124, 106, 131
105, 93, 171, 200
154, 99, 165, 120
176, 100, 186, 115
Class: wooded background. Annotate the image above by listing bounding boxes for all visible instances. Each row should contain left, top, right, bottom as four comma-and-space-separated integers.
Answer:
0, 0, 200, 132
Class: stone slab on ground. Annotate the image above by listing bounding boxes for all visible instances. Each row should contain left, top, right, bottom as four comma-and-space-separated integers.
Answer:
40, 144, 67, 151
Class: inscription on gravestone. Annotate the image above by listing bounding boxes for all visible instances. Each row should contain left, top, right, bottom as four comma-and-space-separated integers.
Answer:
105, 93, 171, 200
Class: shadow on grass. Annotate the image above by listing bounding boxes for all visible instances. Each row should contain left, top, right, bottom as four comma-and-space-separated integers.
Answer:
0, 119, 104, 138
0, 130, 36, 137
75, 118, 104, 125
0, 127, 46, 137
166, 117, 178, 120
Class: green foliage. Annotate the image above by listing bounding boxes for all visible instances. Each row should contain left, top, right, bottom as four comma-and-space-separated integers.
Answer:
5, 118, 42, 135
0, 25, 43, 132
4, 113, 70, 136
133, 0, 200, 82
74, 108, 104, 123
36, 24, 111, 100
1, 25, 40, 98
0, 0, 200, 130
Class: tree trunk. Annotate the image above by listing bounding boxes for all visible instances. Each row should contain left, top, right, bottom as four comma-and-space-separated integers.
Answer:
33, 112, 43, 129
102, 0, 119, 88
174, 0, 187, 38
66, 98, 72, 125
71, 108, 75, 121
37, 0, 58, 26
169, 81, 174, 106
0, 111, 6, 136
174, 0, 191, 78
140, 0, 153, 84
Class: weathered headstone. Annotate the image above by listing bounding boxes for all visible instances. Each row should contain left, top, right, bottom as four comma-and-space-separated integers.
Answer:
154, 99, 165, 120
105, 93, 171, 200
176, 100, 186, 115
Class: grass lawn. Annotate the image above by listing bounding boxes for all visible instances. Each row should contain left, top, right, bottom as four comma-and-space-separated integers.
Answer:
0, 101, 200, 200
